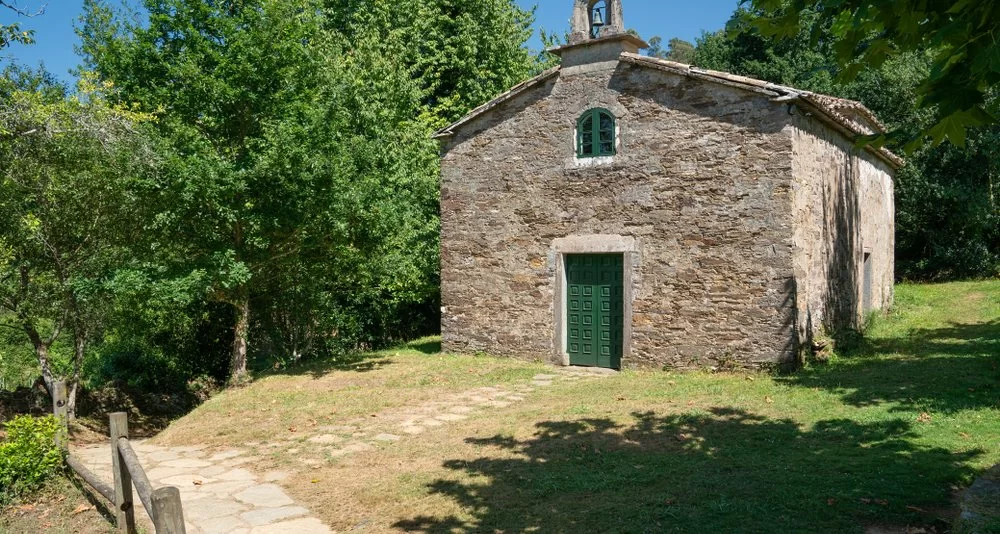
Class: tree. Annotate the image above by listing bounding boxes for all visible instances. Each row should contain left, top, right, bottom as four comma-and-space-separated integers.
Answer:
77, 0, 543, 384
647, 36, 668, 59
0, 72, 153, 413
648, 37, 696, 63
322, 0, 541, 128
695, 9, 838, 95
0, 1, 43, 49
744, 0, 1000, 146
78, 0, 350, 384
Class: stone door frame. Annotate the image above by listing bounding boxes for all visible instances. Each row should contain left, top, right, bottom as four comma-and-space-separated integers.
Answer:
552, 235, 637, 367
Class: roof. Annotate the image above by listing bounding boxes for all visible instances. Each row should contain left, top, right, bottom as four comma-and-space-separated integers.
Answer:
434, 52, 903, 169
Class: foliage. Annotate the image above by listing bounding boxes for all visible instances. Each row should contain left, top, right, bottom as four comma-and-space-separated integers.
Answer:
0, 68, 155, 410
744, 0, 1000, 147
648, 36, 696, 63
322, 0, 542, 128
0, 1, 43, 50
694, 9, 1000, 280
72, 0, 539, 387
0, 325, 37, 391
0, 415, 64, 503
79, 0, 413, 382
893, 128, 1000, 279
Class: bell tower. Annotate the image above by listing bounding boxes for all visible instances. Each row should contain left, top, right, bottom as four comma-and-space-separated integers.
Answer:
570, 0, 625, 44
552, 0, 648, 67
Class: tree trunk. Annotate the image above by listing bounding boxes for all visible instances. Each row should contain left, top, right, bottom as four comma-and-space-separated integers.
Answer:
989, 168, 996, 212
23, 323, 55, 394
68, 331, 86, 419
230, 291, 251, 385
18, 267, 56, 393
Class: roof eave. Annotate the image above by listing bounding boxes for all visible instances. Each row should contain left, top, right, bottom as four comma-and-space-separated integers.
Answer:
796, 96, 905, 170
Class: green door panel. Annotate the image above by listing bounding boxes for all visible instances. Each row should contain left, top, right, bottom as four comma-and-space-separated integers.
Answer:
566, 254, 623, 369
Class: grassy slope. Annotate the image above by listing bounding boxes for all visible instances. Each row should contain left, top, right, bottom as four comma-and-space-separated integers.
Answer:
152, 339, 551, 449
161, 281, 1000, 533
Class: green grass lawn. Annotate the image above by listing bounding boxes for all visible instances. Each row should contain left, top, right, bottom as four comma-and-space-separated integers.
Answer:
158, 281, 1000, 533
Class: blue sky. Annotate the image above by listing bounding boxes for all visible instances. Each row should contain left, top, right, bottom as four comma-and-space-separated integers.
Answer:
0, 0, 740, 84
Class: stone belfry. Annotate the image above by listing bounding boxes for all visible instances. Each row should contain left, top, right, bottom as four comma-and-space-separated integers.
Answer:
552, 0, 646, 67
569, 0, 625, 44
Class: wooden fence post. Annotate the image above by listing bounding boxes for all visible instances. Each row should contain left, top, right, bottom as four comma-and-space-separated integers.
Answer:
109, 412, 136, 534
52, 380, 68, 450
152, 486, 187, 534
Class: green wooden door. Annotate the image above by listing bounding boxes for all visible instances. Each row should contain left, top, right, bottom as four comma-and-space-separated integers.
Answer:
566, 254, 624, 369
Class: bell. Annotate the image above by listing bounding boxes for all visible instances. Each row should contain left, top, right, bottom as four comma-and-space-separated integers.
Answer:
591, 8, 605, 29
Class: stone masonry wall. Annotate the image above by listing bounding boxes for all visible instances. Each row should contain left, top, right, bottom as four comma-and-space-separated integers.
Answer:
440, 59, 800, 369
791, 114, 895, 345
859, 155, 896, 312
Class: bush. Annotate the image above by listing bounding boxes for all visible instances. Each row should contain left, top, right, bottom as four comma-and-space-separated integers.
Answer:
0, 415, 65, 503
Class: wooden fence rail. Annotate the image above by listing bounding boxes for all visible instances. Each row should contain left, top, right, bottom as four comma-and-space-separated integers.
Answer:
52, 381, 186, 534
65, 455, 116, 503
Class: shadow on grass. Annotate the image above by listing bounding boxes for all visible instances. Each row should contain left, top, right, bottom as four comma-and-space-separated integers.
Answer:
259, 354, 395, 381
396, 408, 978, 533
783, 321, 1000, 414
256, 338, 442, 380
409, 339, 442, 355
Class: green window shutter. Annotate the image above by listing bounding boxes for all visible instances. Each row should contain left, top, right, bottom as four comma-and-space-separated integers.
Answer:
598, 110, 616, 156
578, 113, 594, 157
577, 108, 616, 158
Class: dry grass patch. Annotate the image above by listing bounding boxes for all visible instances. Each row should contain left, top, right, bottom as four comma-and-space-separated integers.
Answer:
151, 338, 549, 450
140, 281, 1000, 533
0, 476, 115, 534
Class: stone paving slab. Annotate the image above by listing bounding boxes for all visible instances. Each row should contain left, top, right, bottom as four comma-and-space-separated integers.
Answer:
68, 442, 332, 534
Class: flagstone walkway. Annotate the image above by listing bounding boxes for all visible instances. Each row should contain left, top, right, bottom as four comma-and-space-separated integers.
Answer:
70, 367, 613, 533
71, 442, 328, 534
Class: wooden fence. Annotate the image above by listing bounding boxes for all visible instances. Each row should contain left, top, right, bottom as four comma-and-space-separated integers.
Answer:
52, 381, 186, 534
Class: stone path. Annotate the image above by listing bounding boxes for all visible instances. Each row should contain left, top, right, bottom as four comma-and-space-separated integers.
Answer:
956, 464, 1000, 533
267, 367, 615, 465
71, 441, 328, 534
70, 367, 612, 533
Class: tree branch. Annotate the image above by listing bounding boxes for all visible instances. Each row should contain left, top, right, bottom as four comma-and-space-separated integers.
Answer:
0, 1, 46, 18
44, 308, 67, 346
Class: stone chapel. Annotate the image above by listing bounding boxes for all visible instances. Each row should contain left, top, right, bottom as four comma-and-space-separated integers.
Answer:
434, 0, 898, 370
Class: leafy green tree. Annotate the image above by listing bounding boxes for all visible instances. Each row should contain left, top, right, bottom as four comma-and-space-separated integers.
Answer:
79, 0, 349, 383
648, 36, 696, 63
79, 0, 496, 382
745, 0, 1000, 146
696, 8, 838, 94
247, 24, 440, 361
0, 73, 153, 412
646, 36, 668, 59
322, 0, 541, 128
